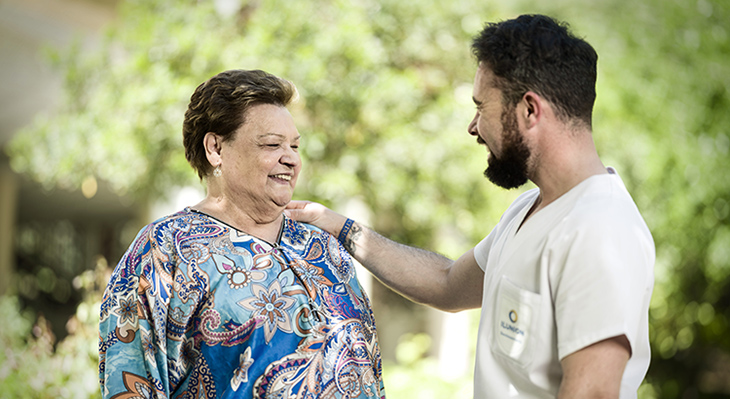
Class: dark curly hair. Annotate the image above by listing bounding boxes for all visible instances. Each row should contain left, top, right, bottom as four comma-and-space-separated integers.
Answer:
182, 69, 298, 179
471, 14, 598, 127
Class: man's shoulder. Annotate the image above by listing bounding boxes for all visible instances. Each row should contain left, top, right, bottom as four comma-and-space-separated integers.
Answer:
572, 177, 645, 223
557, 182, 653, 250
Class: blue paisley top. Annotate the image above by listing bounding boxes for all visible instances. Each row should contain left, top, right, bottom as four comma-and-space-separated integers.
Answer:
99, 208, 385, 399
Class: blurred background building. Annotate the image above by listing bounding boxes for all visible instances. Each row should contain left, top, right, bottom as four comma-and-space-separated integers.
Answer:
0, 0, 136, 338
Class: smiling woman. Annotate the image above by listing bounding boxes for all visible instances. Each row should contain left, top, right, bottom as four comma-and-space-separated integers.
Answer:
98, 69, 386, 399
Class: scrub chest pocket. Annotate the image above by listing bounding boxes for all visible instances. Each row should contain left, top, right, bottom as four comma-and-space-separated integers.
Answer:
491, 276, 542, 368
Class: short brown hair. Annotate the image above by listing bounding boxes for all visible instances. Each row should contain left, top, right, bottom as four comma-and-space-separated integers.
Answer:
472, 14, 597, 127
182, 69, 298, 179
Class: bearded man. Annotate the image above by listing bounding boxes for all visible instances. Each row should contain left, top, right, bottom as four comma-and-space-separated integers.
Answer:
287, 14, 655, 399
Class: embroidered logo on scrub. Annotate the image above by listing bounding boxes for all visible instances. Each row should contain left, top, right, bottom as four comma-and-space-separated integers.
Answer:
499, 308, 526, 345
496, 284, 533, 360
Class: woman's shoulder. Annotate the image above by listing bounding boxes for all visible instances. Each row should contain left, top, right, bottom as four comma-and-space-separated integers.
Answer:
129, 208, 203, 245
282, 217, 350, 257
282, 216, 325, 244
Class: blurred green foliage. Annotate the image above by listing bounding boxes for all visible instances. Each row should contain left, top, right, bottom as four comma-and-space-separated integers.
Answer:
0, 261, 105, 397
384, 333, 472, 397
4, 0, 730, 397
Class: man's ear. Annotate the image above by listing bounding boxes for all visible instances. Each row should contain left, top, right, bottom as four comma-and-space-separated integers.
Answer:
203, 132, 223, 167
520, 91, 544, 130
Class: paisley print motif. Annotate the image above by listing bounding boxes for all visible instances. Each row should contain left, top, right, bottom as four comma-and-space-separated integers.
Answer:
237, 280, 297, 343
100, 208, 384, 398
109, 372, 155, 399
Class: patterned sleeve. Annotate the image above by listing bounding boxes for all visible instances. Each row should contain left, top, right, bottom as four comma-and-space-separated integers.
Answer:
99, 224, 169, 399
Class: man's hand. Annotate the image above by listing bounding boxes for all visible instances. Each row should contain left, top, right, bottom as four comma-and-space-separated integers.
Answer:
285, 200, 347, 237
287, 201, 483, 311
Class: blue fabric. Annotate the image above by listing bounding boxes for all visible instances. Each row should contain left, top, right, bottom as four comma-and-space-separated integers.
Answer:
99, 208, 385, 398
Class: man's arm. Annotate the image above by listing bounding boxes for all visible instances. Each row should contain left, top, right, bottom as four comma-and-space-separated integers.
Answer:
558, 335, 631, 399
286, 201, 484, 312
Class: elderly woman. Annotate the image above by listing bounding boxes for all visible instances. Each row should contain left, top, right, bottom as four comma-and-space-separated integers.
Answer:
99, 70, 385, 398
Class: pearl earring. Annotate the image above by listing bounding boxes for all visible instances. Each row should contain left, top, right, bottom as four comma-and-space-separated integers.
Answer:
213, 165, 222, 177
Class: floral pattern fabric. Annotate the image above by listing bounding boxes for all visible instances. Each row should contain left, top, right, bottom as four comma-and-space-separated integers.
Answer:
99, 208, 385, 399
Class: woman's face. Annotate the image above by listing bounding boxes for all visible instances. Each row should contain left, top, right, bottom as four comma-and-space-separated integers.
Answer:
218, 103, 301, 210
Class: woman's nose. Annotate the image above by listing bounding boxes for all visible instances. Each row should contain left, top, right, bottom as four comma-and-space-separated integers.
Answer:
281, 146, 299, 166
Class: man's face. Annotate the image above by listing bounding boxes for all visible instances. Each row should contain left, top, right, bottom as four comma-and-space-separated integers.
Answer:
468, 64, 530, 189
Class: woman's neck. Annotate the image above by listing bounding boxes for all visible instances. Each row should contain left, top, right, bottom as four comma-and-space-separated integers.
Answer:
191, 196, 285, 244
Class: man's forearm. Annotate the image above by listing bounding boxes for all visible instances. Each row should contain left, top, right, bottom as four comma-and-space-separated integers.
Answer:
339, 219, 479, 311
285, 201, 483, 311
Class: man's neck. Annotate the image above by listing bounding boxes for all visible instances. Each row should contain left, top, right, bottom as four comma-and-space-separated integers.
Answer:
528, 129, 607, 215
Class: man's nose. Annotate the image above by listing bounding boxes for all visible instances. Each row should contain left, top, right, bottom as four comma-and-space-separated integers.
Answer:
467, 114, 479, 136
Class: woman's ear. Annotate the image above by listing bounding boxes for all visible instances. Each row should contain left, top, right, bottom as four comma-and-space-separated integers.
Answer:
203, 132, 223, 167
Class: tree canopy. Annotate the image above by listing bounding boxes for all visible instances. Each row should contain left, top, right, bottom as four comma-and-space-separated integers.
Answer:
6, 0, 730, 397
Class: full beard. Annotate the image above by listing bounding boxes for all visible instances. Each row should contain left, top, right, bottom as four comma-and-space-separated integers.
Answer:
483, 107, 530, 189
